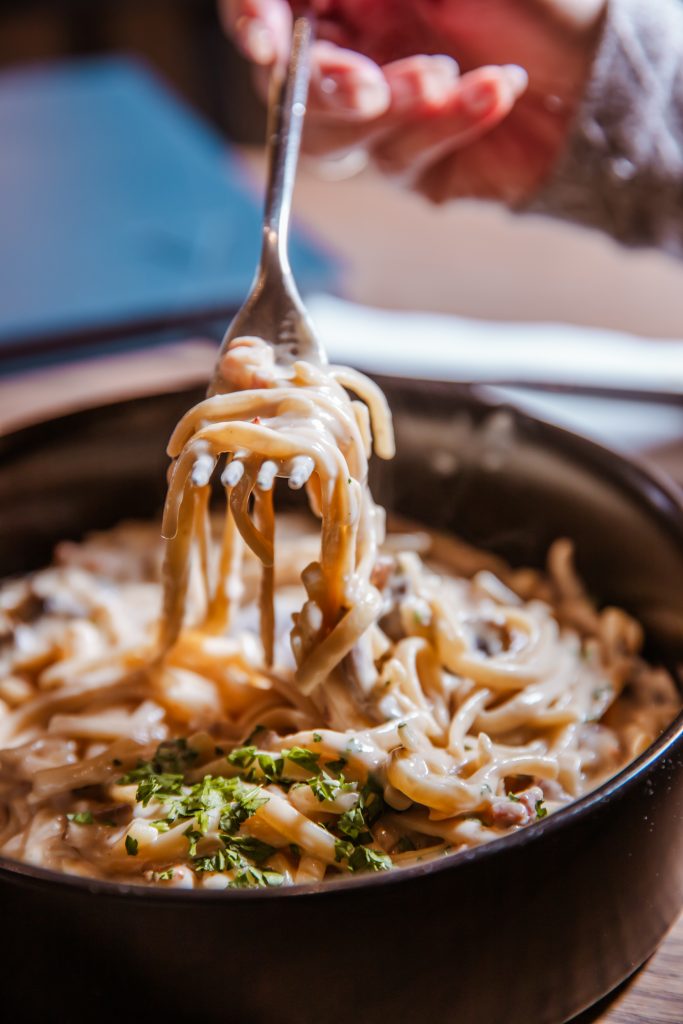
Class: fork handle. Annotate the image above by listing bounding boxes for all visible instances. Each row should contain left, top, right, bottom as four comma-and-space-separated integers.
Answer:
262, 13, 315, 269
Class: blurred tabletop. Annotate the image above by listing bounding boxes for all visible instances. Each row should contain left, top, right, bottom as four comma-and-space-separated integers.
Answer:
1, 118, 682, 1021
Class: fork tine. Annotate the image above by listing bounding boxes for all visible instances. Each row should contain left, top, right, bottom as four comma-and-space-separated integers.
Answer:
221, 458, 245, 488
191, 453, 216, 487
288, 455, 314, 490
257, 460, 279, 491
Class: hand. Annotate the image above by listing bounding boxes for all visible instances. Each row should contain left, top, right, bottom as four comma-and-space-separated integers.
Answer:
220, 0, 606, 205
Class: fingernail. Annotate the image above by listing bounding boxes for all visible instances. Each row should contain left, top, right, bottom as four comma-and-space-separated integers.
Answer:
501, 64, 528, 97
244, 21, 275, 64
390, 55, 459, 112
319, 72, 389, 118
354, 80, 391, 117
460, 79, 496, 117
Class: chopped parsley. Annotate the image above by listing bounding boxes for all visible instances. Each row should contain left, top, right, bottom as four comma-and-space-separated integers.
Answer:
307, 771, 355, 804
337, 805, 371, 843
125, 770, 184, 808
312, 732, 322, 743
358, 779, 385, 826
193, 848, 235, 874
332, 839, 392, 872
535, 800, 548, 820
219, 784, 270, 836
124, 739, 395, 885
348, 846, 392, 873
153, 868, 174, 882
133, 738, 198, 775
67, 811, 94, 825
192, 838, 279, 887
329, 780, 389, 872
230, 866, 284, 889
225, 835, 277, 865
282, 746, 321, 775
257, 752, 284, 783
227, 745, 258, 769
334, 838, 354, 863
183, 826, 203, 856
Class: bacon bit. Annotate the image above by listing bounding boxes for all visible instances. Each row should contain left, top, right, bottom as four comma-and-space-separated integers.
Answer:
516, 786, 545, 819
485, 786, 545, 828
252, 416, 261, 425
487, 797, 529, 827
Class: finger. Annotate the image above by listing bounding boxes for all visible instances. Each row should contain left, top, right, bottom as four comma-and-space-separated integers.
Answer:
414, 111, 540, 207
384, 54, 461, 114
219, 0, 292, 65
308, 41, 391, 120
371, 65, 528, 179
416, 145, 504, 205
302, 53, 460, 158
250, 40, 390, 134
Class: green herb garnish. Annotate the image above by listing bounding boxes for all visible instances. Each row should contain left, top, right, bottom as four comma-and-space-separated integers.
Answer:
227, 745, 258, 769
334, 838, 354, 863
229, 867, 284, 889
219, 784, 269, 836
282, 746, 321, 775
337, 805, 371, 843
125, 834, 139, 856
308, 771, 355, 804
224, 835, 277, 865
183, 826, 203, 856
67, 811, 94, 825
257, 752, 284, 783
347, 847, 392, 873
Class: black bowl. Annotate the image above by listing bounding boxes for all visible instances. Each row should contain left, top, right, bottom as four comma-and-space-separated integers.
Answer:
1, 379, 682, 1024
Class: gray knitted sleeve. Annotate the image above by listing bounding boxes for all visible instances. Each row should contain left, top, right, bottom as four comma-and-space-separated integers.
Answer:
527, 0, 683, 254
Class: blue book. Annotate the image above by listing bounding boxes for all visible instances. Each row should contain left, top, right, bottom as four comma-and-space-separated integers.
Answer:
0, 56, 337, 360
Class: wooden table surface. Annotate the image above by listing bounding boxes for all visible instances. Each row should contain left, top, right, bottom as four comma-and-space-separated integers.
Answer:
1, 152, 681, 1023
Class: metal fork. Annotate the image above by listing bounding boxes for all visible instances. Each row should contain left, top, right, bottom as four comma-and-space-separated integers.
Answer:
209, 12, 324, 397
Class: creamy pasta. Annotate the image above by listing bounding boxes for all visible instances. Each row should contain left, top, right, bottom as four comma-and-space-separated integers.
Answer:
0, 339, 679, 888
